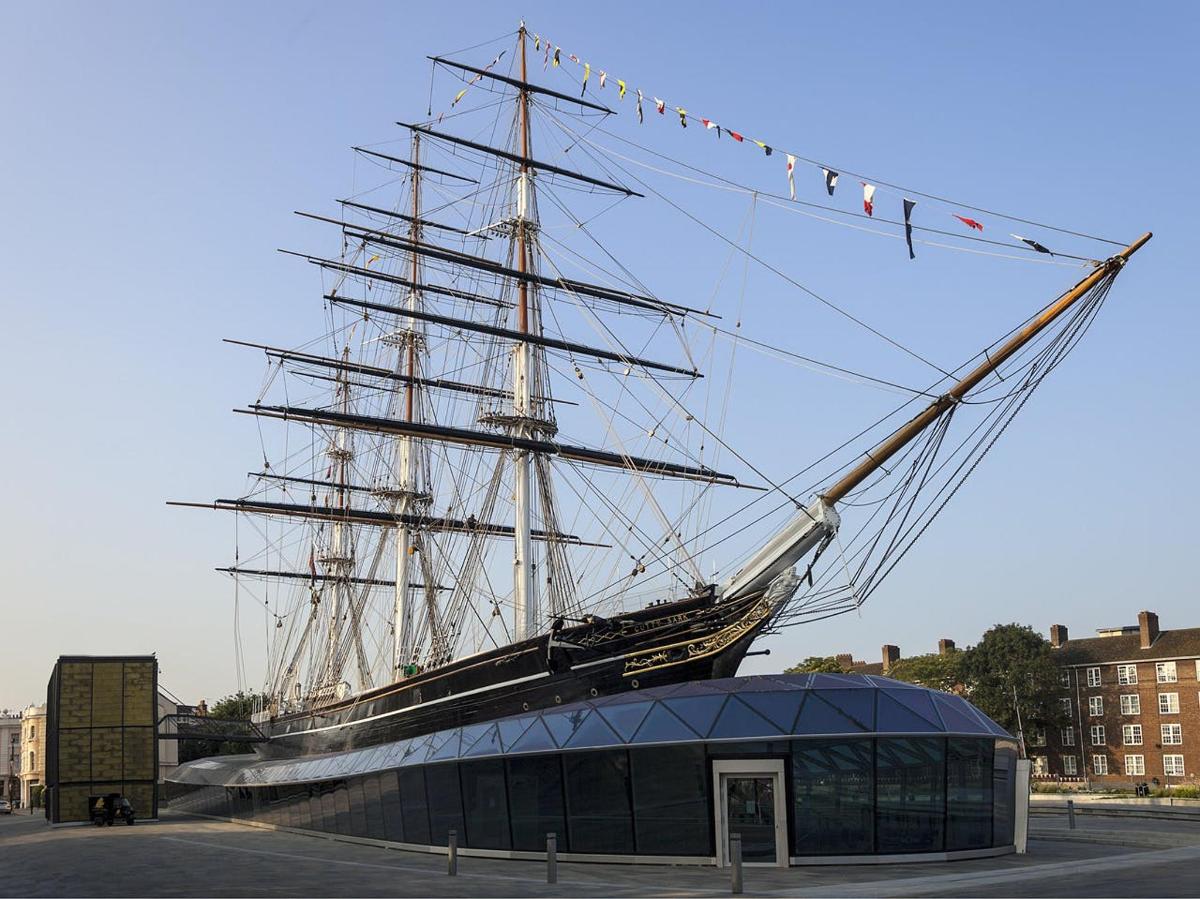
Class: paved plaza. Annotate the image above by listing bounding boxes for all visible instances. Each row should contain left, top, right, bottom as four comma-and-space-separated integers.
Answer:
2, 809, 1199, 897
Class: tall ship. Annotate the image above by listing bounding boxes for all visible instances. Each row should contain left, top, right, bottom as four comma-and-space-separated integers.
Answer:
172, 25, 1149, 759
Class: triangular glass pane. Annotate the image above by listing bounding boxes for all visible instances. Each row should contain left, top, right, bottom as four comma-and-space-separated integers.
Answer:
427, 729, 463, 761
735, 676, 788, 692
882, 688, 943, 730
870, 676, 921, 689
810, 673, 872, 689
932, 694, 986, 734
671, 680, 732, 697
739, 691, 806, 732
591, 690, 647, 708
597, 702, 653, 742
794, 692, 870, 735
456, 723, 492, 754
631, 703, 702, 743
508, 717, 557, 754
709, 696, 781, 739
563, 710, 622, 749
497, 716, 536, 752
876, 692, 942, 733
462, 724, 503, 757
809, 688, 876, 730
663, 695, 726, 738
543, 709, 591, 748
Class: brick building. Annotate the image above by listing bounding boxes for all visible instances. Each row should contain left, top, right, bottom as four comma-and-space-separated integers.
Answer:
1034, 610, 1199, 786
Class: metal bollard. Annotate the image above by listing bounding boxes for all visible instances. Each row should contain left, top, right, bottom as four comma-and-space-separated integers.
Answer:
1066, 799, 1076, 829
547, 832, 558, 884
447, 829, 458, 876
730, 832, 743, 895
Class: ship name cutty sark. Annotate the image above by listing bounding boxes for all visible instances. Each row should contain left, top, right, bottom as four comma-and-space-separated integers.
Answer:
170, 25, 1150, 757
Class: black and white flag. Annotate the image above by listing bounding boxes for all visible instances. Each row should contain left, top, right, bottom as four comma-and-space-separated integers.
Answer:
903, 198, 917, 259
822, 167, 839, 196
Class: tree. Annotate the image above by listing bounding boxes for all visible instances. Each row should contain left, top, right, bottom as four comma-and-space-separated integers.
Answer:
962, 623, 1066, 736
785, 656, 849, 674
178, 691, 269, 763
886, 651, 965, 694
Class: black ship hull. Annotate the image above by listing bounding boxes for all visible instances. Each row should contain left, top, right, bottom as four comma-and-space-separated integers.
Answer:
260, 587, 776, 758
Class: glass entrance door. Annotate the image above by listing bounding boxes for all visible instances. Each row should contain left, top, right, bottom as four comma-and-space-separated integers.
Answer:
726, 776, 777, 863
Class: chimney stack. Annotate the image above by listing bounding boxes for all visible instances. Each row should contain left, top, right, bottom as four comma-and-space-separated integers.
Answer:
1050, 625, 1068, 648
938, 638, 956, 656
882, 644, 901, 674
1138, 610, 1159, 649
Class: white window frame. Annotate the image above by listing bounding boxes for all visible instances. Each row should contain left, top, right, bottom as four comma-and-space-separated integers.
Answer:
1087, 667, 1102, 687
1122, 724, 1142, 745
1088, 696, 1104, 716
1195, 659, 1200, 681
1060, 669, 1071, 687
1090, 724, 1106, 746
1061, 726, 1076, 747
1060, 697, 1072, 716
1119, 694, 1141, 715
1161, 723, 1183, 745
1158, 692, 1179, 714
1092, 754, 1108, 775
1117, 664, 1138, 685
1029, 728, 1047, 748
1124, 754, 1145, 776
1164, 755, 1185, 777
1031, 756, 1049, 776
1156, 661, 1178, 683
1062, 755, 1078, 776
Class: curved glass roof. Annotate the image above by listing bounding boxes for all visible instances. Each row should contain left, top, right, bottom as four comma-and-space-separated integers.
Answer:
171, 674, 1012, 788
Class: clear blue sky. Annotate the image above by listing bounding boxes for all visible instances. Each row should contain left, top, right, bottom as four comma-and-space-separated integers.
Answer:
1, 1, 1196, 709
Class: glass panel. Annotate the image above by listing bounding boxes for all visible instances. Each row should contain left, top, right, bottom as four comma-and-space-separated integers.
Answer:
293, 785, 312, 831
425, 764, 465, 847
498, 716, 536, 752
461, 724, 503, 758
333, 780, 351, 835
709, 697, 782, 739
876, 693, 942, 733
507, 754, 567, 852
947, 738, 993, 850
931, 694, 987, 734
564, 750, 634, 853
378, 770, 404, 842
399, 767, 430, 845
361, 773, 386, 840
308, 787, 324, 833
346, 778, 368, 838
508, 718, 558, 754
726, 776, 777, 862
794, 692, 871, 735
427, 730, 462, 762
739, 692, 806, 733
460, 759, 511, 850
631, 703, 704, 743
793, 739, 874, 855
992, 741, 1017, 847
880, 689, 942, 730
543, 709, 590, 748
630, 746, 711, 856
596, 702, 653, 741
663, 695, 725, 738
319, 783, 337, 834
563, 710, 622, 749
875, 737, 945, 853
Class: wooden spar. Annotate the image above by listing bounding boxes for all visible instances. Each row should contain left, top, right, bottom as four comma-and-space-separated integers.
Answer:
350, 146, 478, 184
821, 232, 1152, 506
333, 199, 476, 237
427, 55, 615, 115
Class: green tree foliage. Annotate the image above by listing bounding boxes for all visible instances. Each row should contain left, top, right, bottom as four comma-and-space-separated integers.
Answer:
178, 691, 269, 763
962, 623, 1066, 735
886, 651, 964, 693
784, 656, 849, 674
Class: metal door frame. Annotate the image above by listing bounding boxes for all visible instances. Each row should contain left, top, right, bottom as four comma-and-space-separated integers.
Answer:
712, 758, 788, 868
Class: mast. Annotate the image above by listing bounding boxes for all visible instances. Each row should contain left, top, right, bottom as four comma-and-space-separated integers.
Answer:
391, 131, 422, 674
321, 347, 355, 689
512, 24, 536, 641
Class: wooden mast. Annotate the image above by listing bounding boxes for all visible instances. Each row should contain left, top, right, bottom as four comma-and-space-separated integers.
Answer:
512, 24, 536, 641
821, 232, 1152, 506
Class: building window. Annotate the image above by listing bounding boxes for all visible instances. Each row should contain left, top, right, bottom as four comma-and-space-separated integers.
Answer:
1122, 724, 1142, 746
1125, 755, 1145, 776
1060, 698, 1072, 716
1119, 694, 1141, 715
1060, 670, 1071, 688
1117, 664, 1138, 685
1088, 696, 1103, 716
1158, 693, 1180, 714
1062, 756, 1077, 776
1087, 667, 1102, 687
1090, 725, 1105, 746
1031, 756, 1048, 776
1028, 728, 1047, 748
28, 751, 33, 769
1156, 662, 1178, 683
1164, 755, 1185, 777
1061, 727, 1075, 747
1092, 755, 1108, 776
793, 739, 874, 856
875, 738, 946, 853
1161, 724, 1183, 745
